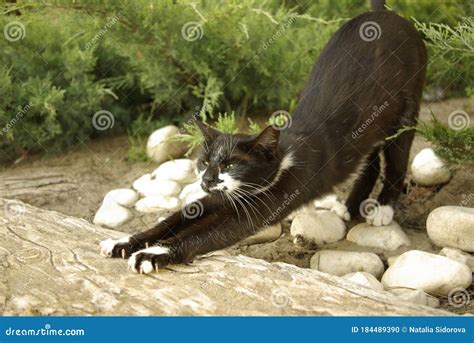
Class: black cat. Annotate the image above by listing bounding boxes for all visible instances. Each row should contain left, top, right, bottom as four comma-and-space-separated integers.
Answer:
100, 0, 426, 274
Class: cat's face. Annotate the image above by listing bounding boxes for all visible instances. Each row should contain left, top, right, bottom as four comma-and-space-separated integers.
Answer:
195, 122, 281, 195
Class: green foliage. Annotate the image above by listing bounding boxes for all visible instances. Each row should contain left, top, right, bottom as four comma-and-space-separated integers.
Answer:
416, 112, 473, 164
388, 111, 474, 164
247, 118, 263, 135
0, 0, 472, 162
214, 112, 238, 134
126, 113, 171, 161
175, 112, 260, 156
414, 17, 473, 95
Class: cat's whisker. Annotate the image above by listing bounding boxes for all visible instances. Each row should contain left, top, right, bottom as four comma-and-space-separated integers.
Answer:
232, 187, 273, 215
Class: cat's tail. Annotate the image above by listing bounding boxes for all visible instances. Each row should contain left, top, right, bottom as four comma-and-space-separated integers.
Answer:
371, 0, 385, 11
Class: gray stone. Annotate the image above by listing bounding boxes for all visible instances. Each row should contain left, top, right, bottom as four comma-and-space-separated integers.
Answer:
240, 223, 282, 246
381, 250, 472, 295
389, 288, 440, 308
310, 250, 385, 278
411, 148, 451, 186
427, 206, 474, 252
290, 210, 346, 246
343, 272, 384, 291
347, 221, 410, 251
146, 125, 187, 163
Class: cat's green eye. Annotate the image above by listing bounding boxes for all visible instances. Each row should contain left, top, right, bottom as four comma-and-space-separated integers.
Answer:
203, 161, 209, 166
227, 163, 235, 169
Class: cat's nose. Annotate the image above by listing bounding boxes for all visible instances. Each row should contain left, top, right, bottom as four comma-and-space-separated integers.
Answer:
201, 173, 216, 192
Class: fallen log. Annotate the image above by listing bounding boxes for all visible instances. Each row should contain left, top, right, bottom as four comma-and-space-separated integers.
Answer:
0, 198, 450, 316
0, 168, 78, 206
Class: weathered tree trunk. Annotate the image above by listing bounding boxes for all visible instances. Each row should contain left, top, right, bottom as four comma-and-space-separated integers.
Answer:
0, 168, 78, 206
0, 198, 449, 316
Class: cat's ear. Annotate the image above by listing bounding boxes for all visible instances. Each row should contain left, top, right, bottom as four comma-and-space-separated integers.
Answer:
195, 120, 220, 142
253, 126, 280, 154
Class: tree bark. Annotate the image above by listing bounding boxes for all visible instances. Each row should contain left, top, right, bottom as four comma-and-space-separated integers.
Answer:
0, 198, 450, 316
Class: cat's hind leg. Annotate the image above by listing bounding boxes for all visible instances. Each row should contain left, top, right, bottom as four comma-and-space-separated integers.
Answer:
345, 148, 381, 219
374, 128, 415, 225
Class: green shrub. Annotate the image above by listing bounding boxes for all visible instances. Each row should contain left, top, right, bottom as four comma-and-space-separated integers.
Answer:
0, 0, 472, 163
388, 111, 474, 164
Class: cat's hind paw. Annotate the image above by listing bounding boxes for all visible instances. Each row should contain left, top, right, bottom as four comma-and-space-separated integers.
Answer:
366, 204, 394, 226
314, 194, 350, 221
128, 246, 171, 274
99, 237, 136, 258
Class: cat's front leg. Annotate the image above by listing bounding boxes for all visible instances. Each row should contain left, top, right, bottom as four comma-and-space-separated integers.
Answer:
127, 215, 256, 274
99, 198, 213, 259
99, 236, 145, 259
127, 245, 172, 273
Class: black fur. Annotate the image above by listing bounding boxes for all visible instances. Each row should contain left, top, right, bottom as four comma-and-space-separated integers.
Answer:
108, 4, 427, 270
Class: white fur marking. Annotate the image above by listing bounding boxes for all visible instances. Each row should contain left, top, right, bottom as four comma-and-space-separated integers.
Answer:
212, 172, 242, 192
314, 194, 350, 221
367, 205, 394, 226
128, 246, 170, 274
256, 151, 295, 194
99, 236, 129, 257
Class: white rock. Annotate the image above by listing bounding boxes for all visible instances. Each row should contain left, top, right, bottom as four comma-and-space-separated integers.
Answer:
346, 221, 410, 251
135, 179, 181, 198
135, 195, 180, 213
389, 288, 440, 308
381, 250, 472, 295
103, 188, 139, 207
343, 272, 384, 291
93, 202, 132, 228
285, 205, 313, 221
152, 159, 197, 184
179, 181, 207, 205
146, 125, 187, 163
387, 255, 400, 267
133, 174, 152, 191
426, 206, 474, 252
310, 250, 385, 278
290, 210, 346, 246
439, 247, 474, 271
240, 223, 282, 246
411, 148, 451, 186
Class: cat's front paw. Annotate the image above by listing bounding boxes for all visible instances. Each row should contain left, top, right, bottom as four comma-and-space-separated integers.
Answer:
128, 246, 171, 274
99, 237, 138, 258
314, 194, 351, 221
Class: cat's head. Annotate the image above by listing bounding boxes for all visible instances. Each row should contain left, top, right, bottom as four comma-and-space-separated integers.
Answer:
195, 121, 281, 195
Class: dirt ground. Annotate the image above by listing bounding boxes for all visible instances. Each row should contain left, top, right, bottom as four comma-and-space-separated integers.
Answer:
1, 97, 473, 314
